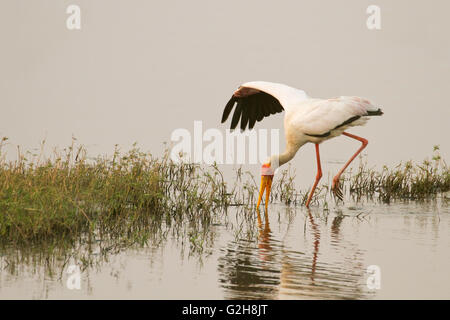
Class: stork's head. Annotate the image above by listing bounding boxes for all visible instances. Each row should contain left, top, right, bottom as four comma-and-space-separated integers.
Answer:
256, 161, 276, 211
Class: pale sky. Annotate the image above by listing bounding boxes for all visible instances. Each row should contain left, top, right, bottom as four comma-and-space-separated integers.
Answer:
1, 0, 449, 185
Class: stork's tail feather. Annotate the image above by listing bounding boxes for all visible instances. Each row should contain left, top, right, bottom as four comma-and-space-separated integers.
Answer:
367, 108, 383, 116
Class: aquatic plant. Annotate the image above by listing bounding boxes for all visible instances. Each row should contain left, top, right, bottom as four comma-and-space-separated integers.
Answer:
347, 145, 449, 202
0, 137, 448, 248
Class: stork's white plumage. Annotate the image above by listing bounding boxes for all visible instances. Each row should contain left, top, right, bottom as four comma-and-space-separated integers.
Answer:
221, 81, 383, 209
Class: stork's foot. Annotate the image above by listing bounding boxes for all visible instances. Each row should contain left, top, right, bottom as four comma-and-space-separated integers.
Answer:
331, 177, 344, 201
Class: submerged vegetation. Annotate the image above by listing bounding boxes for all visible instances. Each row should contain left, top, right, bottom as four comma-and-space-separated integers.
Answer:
0, 137, 448, 250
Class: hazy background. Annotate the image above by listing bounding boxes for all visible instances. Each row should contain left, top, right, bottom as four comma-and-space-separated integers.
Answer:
1, 0, 449, 186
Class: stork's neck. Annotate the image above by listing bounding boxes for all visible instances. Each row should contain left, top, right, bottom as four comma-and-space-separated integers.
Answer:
273, 142, 304, 168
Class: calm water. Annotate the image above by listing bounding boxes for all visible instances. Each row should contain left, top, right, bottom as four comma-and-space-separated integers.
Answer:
0, 200, 449, 299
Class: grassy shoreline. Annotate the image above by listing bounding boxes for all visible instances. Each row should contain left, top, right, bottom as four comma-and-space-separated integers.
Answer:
0, 138, 448, 246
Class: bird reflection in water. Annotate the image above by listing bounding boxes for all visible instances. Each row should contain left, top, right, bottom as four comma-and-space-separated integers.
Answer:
256, 207, 272, 262
216, 207, 281, 299
307, 210, 320, 284
218, 207, 367, 299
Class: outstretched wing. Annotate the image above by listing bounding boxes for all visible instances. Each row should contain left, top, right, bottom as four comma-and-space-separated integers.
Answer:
221, 88, 284, 131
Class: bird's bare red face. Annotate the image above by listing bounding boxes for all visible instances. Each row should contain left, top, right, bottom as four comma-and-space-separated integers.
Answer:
261, 163, 275, 176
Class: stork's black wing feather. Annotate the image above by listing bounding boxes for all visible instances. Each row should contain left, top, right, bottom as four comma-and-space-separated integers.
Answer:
230, 102, 243, 130
221, 96, 238, 123
240, 106, 249, 131
247, 99, 258, 130
221, 90, 284, 131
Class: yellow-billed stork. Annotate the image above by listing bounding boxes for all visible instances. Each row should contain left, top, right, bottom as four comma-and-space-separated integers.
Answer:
221, 81, 383, 209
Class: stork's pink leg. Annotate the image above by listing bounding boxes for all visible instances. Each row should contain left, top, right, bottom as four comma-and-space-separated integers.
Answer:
331, 132, 368, 200
305, 144, 322, 208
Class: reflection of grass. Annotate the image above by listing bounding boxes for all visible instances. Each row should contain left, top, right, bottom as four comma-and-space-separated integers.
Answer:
0, 138, 448, 249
